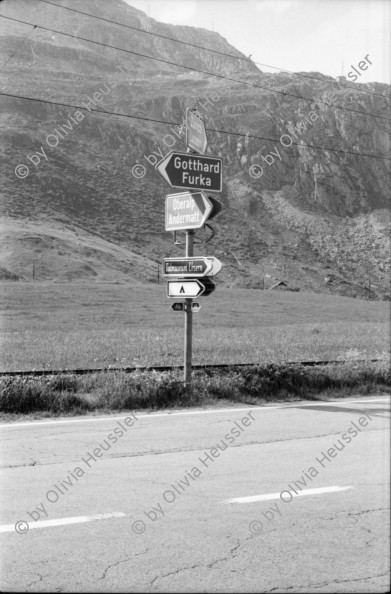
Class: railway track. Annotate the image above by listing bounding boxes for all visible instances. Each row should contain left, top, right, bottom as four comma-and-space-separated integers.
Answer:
0, 359, 381, 377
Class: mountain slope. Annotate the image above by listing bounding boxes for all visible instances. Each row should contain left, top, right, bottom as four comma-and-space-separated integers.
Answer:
1, 0, 390, 296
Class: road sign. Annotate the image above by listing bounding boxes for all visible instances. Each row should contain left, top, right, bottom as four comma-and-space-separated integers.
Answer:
157, 151, 222, 192
171, 302, 201, 312
207, 196, 223, 220
163, 256, 222, 278
165, 191, 213, 231
171, 302, 184, 311
167, 279, 215, 297
206, 257, 223, 276
161, 109, 223, 389
167, 280, 205, 298
186, 109, 207, 154
199, 277, 216, 296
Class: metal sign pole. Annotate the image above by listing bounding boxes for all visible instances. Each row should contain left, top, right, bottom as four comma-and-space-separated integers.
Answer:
184, 229, 194, 388
184, 142, 194, 389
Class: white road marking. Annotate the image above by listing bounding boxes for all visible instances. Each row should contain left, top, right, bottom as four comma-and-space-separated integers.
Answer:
0, 397, 388, 429
222, 485, 353, 504
0, 512, 126, 534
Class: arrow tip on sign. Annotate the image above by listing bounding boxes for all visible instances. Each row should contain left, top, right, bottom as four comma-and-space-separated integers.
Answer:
207, 196, 223, 220
207, 257, 223, 276
156, 151, 173, 185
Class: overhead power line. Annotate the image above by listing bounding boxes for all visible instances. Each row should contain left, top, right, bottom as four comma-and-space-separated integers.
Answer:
37, 0, 388, 100
2, 90, 390, 162
0, 14, 389, 123
1, 23, 36, 68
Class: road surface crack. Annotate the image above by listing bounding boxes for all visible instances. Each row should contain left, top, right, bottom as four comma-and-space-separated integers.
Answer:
26, 572, 48, 588
206, 538, 241, 569
262, 570, 390, 592
150, 538, 242, 585
347, 507, 389, 517
150, 563, 203, 586
5, 428, 382, 469
304, 570, 391, 590
321, 507, 389, 523
98, 548, 149, 581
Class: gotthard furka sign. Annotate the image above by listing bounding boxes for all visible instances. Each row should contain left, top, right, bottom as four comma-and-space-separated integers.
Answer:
156, 151, 222, 192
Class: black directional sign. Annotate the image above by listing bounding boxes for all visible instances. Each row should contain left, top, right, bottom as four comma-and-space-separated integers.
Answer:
171, 302, 184, 312
157, 151, 222, 192
207, 196, 223, 220
200, 277, 216, 296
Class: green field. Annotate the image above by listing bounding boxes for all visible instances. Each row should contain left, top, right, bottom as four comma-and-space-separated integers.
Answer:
0, 282, 389, 372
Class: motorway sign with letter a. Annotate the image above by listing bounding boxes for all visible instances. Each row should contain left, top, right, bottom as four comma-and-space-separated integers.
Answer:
167, 280, 205, 298
167, 279, 215, 298
186, 109, 207, 154
165, 191, 213, 231
157, 151, 222, 192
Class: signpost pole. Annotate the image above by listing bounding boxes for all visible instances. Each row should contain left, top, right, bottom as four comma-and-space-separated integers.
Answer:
184, 229, 194, 388
162, 110, 221, 388
184, 140, 194, 389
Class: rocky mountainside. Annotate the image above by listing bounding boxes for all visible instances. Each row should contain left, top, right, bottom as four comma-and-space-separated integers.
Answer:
1, 0, 390, 298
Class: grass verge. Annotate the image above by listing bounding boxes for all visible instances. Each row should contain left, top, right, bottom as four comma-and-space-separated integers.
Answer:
1, 357, 389, 419
2, 282, 389, 371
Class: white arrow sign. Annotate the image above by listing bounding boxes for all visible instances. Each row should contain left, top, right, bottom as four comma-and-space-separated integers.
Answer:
205, 257, 223, 276
163, 256, 222, 278
167, 280, 205, 298
165, 192, 213, 231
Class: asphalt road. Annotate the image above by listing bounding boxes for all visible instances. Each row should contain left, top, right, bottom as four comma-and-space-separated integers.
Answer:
0, 396, 390, 592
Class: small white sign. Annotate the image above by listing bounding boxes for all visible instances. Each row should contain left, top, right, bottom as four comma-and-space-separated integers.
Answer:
167, 280, 205, 298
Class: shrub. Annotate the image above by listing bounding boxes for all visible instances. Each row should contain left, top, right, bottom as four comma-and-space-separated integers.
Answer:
1, 359, 389, 416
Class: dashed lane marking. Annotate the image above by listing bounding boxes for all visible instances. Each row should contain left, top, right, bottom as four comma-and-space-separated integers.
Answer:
221, 485, 353, 504
0, 512, 126, 534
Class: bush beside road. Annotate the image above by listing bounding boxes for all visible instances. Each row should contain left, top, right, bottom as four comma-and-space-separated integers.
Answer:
1, 357, 389, 419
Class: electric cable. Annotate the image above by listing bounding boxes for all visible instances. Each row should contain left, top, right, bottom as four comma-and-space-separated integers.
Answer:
37, 0, 389, 99
1, 14, 389, 123
2, 89, 390, 161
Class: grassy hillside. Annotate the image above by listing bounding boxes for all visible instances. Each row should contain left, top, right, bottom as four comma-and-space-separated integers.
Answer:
1, 282, 389, 371
0, 216, 160, 282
